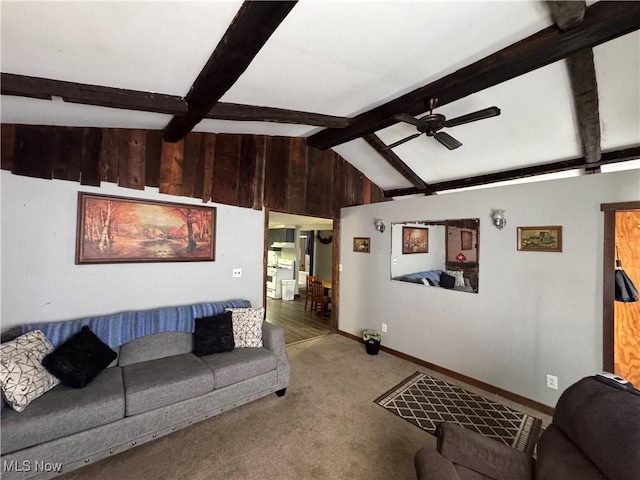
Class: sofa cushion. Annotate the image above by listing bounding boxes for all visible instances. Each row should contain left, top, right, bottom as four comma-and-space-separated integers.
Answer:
193, 312, 235, 356
0, 366, 125, 454
122, 353, 214, 416
0, 330, 60, 412
42, 326, 117, 388
118, 332, 193, 366
227, 307, 264, 348
536, 424, 606, 480
201, 347, 276, 389
550, 376, 640, 480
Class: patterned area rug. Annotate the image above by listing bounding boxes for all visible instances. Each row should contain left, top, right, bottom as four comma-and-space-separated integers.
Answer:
375, 372, 542, 454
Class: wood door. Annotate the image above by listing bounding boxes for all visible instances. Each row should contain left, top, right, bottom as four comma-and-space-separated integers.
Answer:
614, 210, 640, 384
602, 202, 640, 384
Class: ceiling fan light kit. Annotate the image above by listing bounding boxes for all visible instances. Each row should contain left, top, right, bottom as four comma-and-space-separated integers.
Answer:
385, 98, 501, 151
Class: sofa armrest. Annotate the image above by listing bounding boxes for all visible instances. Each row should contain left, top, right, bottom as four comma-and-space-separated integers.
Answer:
415, 446, 460, 480
262, 322, 286, 356
437, 423, 534, 480
261, 322, 290, 390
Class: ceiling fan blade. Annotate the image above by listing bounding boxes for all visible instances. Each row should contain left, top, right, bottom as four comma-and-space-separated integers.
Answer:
383, 133, 423, 150
393, 113, 423, 127
434, 132, 462, 150
444, 107, 501, 127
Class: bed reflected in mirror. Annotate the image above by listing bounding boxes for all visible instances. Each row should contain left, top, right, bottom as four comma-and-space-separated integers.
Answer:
390, 219, 479, 293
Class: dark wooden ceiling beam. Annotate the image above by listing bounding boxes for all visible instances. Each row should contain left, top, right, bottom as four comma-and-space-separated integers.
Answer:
1, 72, 349, 128
384, 145, 640, 197
307, 1, 640, 150
546, 0, 585, 30
565, 49, 601, 163
547, 1, 601, 164
207, 102, 349, 128
1, 73, 186, 114
363, 134, 430, 192
163, 1, 297, 142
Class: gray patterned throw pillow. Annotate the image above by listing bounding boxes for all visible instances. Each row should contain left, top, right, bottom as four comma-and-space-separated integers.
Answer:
0, 330, 60, 412
226, 307, 265, 348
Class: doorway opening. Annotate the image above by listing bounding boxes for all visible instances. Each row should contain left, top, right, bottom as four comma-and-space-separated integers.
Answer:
265, 210, 335, 345
602, 202, 640, 385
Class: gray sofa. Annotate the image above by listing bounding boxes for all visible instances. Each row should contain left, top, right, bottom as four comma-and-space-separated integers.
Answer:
1, 300, 290, 480
414, 375, 640, 480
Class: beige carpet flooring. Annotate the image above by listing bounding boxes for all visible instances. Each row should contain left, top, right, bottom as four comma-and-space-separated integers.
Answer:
58, 334, 550, 480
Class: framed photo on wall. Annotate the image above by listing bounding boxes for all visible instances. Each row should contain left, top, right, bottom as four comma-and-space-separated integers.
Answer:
353, 237, 370, 253
76, 193, 216, 264
517, 226, 562, 252
402, 226, 428, 254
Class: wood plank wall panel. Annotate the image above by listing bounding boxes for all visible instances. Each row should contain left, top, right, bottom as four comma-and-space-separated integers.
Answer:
202, 135, 216, 204
118, 129, 146, 190
238, 135, 259, 209
80, 127, 102, 186
211, 134, 241, 206
263, 136, 289, 212
144, 130, 162, 188
13, 125, 53, 179
252, 135, 266, 211
159, 140, 184, 196
332, 154, 346, 216
1, 124, 15, 171
1, 124, 386, 217
305, 147, 335, 218
181, 133, 202, 198
99, 129, 121, 183
191, 135, 206, 201
51, 127, 82, 182
287, 138, 309, 213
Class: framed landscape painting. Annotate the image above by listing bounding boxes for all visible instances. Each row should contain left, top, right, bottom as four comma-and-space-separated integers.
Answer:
402, 226, 428, 254
76, 193, 216, 264
517, 226, 562, 252
353, 237, 371, 253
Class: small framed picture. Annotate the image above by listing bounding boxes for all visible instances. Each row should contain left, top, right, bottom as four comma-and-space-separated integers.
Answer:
517, 226, 562, 252
402, 226, 428, 254
353, 237, 370, 253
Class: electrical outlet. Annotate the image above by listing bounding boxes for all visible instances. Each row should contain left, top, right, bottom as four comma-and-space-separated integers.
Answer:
546, 374, 558, 390
381, 323, 388, 333
232, 268, 242, 278
339, 264, 343, 272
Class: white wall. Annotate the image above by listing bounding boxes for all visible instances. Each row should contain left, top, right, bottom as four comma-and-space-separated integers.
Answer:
314, 230, 333, 282
339, 170, 640, 407
0, 171, 265, 330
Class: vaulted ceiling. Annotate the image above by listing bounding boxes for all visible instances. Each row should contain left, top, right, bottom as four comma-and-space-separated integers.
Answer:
2, 1, 639, 197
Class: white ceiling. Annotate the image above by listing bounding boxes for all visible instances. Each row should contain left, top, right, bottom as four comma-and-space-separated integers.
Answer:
1, 1, 638, 193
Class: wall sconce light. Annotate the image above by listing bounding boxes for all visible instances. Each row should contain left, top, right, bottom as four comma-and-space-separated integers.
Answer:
374, 219, 386, 234
492, 209, 507, 230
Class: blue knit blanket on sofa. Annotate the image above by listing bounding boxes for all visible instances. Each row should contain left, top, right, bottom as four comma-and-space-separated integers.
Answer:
21, 299, 251, 348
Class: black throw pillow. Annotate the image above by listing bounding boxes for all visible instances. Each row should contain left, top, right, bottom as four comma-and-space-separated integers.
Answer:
439, 272, 456, 289
42, 326, 117, 388
193, 312, 235, 356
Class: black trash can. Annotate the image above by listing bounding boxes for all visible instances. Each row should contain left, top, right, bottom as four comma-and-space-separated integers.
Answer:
365, 338, 380, 355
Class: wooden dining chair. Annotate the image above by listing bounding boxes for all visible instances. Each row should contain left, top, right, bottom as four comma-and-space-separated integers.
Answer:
310, 280, 331, 317
304, 275, 318, 311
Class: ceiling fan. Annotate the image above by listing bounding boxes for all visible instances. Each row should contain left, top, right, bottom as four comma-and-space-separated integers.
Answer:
385, 98, 501, 151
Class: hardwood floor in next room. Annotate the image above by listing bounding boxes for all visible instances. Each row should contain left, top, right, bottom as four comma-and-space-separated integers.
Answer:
266, 296, 331, 344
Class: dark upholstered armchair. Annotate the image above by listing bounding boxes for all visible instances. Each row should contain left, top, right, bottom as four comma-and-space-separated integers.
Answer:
414, 376, 640, 480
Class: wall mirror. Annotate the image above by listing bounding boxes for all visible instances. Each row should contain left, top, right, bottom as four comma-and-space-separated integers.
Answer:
390, 218, 479, 293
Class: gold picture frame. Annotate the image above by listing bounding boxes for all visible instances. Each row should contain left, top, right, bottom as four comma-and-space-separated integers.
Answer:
76, 192, 216, 264
517, 226, 562, 252
353, 237, 370, 253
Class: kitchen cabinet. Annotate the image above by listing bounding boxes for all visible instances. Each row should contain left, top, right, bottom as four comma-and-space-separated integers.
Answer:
269, 228, 295, 248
